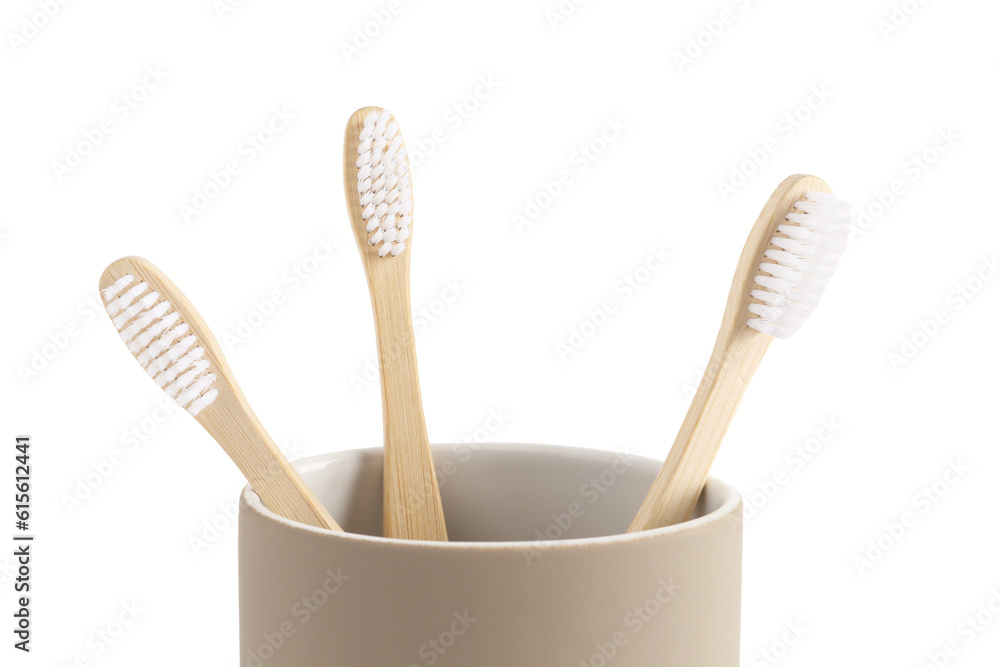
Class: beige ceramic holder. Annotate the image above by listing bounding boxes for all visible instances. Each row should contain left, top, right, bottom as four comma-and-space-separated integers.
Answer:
239, 444, 742, 666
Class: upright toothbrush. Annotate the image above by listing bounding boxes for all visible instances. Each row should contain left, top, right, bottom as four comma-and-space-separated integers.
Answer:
629, 174, 852, 532
100, 256, 342, 531
343, 107, 448, 541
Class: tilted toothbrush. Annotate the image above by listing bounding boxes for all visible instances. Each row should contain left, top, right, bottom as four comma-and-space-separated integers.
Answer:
629, 174, 852, 532
343, 107, 448, 541
100, 256, 342, 531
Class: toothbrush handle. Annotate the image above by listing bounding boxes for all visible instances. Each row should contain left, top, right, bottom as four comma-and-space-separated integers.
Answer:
198, 388, 342, 531
629, 328, 771, 532
369, 260, 448, 541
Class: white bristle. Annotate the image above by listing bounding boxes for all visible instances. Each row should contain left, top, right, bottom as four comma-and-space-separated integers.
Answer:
102, 274, 218, 416
355, 109, 413, 258
102, 274, 135, 302
747, 191, 853, 339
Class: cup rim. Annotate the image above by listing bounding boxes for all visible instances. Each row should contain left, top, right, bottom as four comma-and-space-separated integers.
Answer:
241, 443, 743, 550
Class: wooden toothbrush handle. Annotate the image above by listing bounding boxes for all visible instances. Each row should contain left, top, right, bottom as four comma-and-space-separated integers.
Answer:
369, 262, 448, 541
629, 328, 771, 532
198, 390, 342, 531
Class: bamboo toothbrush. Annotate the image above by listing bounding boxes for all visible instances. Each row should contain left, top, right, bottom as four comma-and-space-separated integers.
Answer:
629, 174, 852, 532
100, 256, 342, 531
343, 107, 448, 541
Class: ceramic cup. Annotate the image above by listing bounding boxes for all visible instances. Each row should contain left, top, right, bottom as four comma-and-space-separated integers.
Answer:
239, 444, 743, 666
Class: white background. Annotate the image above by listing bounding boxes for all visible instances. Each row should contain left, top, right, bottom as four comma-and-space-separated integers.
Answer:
2, 0, 999, 665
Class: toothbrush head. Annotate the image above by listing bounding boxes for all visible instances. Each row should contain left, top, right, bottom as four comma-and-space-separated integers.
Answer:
345, 107, 413, 259
99, 257, 219, 417
746, 185, 852, 339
